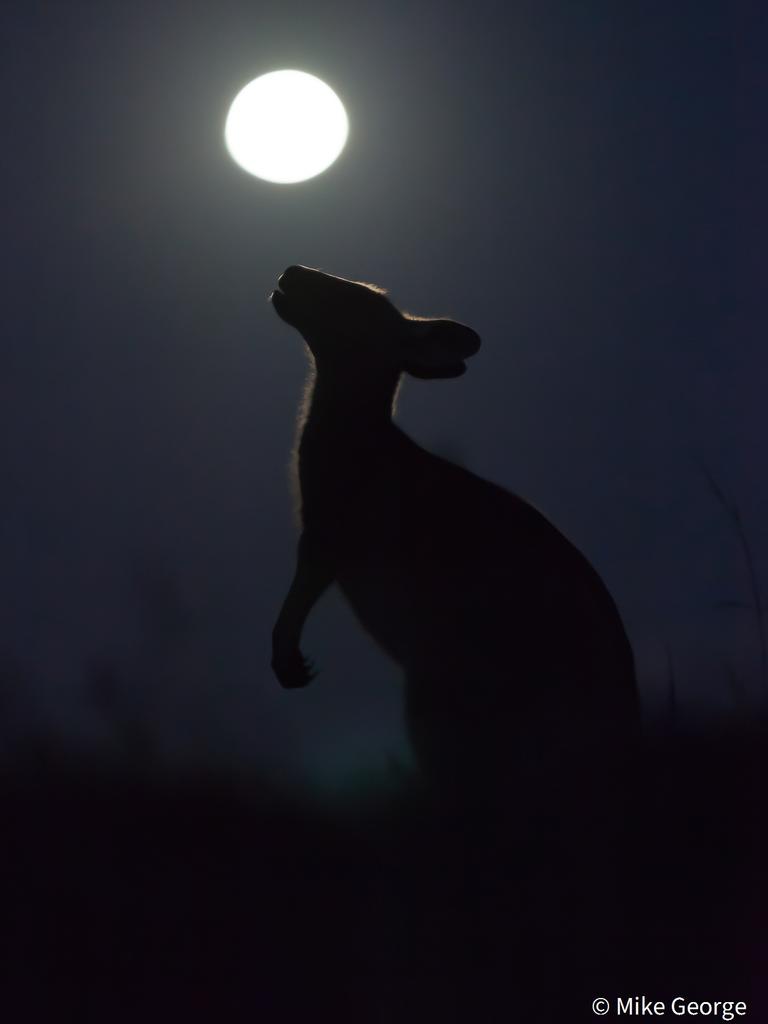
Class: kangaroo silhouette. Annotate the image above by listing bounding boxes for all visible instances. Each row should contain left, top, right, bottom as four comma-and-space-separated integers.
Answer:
270, 265, 639, 796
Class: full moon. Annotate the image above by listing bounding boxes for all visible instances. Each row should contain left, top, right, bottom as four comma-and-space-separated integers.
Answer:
224, 70, 349, 184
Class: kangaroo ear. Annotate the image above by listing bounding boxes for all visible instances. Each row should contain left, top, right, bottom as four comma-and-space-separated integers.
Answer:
402, 318, 481, 380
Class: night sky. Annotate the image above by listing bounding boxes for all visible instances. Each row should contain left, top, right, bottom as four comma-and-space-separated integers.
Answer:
2, 1, 766, 789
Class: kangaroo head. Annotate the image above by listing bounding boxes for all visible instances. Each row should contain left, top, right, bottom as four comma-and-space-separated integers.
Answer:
270, 265, 481, 379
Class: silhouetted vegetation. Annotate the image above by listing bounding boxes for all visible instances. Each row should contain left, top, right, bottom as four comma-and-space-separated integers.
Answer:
702, 466, 768, 700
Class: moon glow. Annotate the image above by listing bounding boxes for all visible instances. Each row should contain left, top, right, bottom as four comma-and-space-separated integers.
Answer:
224, 70, 349, 184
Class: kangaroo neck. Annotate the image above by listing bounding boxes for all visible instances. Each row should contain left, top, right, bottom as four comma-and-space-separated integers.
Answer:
295, 360, 402, 522
302, 360, 401, 432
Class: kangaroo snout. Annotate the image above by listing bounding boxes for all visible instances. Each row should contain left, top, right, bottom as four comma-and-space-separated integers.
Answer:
270, 266, 314, 327
277, 265, 311, 292
270, 266, 341, 329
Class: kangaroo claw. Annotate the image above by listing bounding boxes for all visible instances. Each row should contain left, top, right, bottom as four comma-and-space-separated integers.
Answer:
272, 646, 317, 689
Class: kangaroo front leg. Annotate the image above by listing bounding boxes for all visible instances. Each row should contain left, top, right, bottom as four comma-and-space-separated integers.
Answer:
272, 531, 335, 689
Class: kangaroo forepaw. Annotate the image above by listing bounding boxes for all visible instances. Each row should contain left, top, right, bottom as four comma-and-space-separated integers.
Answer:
272, 646, 318, 689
